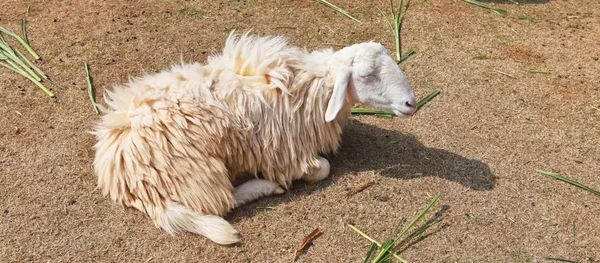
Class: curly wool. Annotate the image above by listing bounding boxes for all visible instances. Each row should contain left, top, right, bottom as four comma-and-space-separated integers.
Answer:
92, 32, 353, 221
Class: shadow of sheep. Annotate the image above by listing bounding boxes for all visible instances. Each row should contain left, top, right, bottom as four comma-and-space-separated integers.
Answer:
330, 120, 495, 191
228, 119, 495, 224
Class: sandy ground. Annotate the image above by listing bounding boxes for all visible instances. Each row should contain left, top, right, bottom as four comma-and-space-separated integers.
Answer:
1, 0, 599, 262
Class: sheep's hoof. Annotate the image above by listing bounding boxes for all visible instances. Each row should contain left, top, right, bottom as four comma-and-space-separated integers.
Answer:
303, 157, 331, 183
273, 186, 285, 195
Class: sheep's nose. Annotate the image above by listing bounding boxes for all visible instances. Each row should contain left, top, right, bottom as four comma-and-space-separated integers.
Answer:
405, 99, 417, 112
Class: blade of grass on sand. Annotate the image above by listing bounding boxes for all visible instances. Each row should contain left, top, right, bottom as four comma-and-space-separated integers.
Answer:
543, 256, 582, 263
393, 194, 440, 245
274, 26, 297, 29
314, 0, 361, 23
371, 230, 401, 262
377, 0, 411, 63
21, 18, 29, 44
463, 0, 508, 14
1, 48, 41, 80
536, 170, 600, 197
351, 194, 441, 263
497, 70, 515, 78
15, 47, 47, 79
371, 219, 407, 263
394, 216, 444, 250
85, 63, 100, 114
0, 60, 30, 77
570, 214, 576, 237
527, 69, 551, 74
0, 34, 15, 55
399, 48, 414, 63
0, 25, 40, 59
416, 89, 440, 110
372, 194, 440, 263
518, 15, 534, 21
348, 224, 407, 263
0, 61, 54, 96
363, 242, 378, 263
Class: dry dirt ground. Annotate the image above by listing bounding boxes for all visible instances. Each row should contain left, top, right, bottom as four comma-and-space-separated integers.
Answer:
1, 0, 599, 262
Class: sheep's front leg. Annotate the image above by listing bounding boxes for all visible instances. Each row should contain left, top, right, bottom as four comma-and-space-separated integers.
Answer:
302, 157, 331, 183
234, 179, 285, 208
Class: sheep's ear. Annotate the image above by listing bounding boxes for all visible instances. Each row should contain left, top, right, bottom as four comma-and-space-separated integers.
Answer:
325, 68, 351, 122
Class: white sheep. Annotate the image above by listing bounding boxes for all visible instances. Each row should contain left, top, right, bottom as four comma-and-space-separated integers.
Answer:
92, 31, 416, 245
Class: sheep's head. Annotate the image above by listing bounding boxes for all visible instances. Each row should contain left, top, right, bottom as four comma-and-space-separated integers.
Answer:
325, 42, 417, 122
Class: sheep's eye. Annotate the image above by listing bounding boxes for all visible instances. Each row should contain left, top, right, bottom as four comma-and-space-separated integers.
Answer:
359, 73, 376, 78
355, 65, 375, 78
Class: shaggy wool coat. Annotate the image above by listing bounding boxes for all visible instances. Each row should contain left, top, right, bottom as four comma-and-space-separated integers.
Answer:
92, 33, 352, 221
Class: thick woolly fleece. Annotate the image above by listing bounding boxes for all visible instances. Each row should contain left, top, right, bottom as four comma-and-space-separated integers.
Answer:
92, 32, 353, 243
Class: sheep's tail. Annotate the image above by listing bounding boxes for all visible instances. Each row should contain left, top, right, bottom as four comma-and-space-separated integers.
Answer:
153, 201, 241, 245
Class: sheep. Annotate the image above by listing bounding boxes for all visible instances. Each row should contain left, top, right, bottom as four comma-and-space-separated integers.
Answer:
92, 31, 417, 245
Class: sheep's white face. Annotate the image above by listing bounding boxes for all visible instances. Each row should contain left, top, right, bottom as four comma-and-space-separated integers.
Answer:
325, 42, 417, 122
350, 43, 417, 116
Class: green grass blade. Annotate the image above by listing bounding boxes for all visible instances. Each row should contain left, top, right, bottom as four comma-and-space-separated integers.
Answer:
393, 10, 401, 62
1, 49, 40, 81
363, 242, 378, 263
314, 0, 361, 23
15, 47, 46, 79
536, 170, 600, 197
527, 69, 551, 74
376, 6, 395, 33
1, 60, 30, 78
351, 108, 395, 116
393, 194, 440, 244
24, 72, 53, 96
508, 0, 519, 4
397, 0, 409, 29
84, 63, 100, 114
46, 78, 65, 90
570, 214, 576, 237
5, 59, 27, 75
348, 225, 407, 263
393, 217, 443, 251
389, 0, 395, 22
0, 32, 8, 46
1, 61, 54, 97
398, 48, 414, 63
0, 25, 40, 59
462, 0, 508, 14
518, 15, 534, 21
371, 217, 405, 263
0, 34, 15, 56
543, 257, 582, 263
21, 18, 28, 44
416, 89, 440, 110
